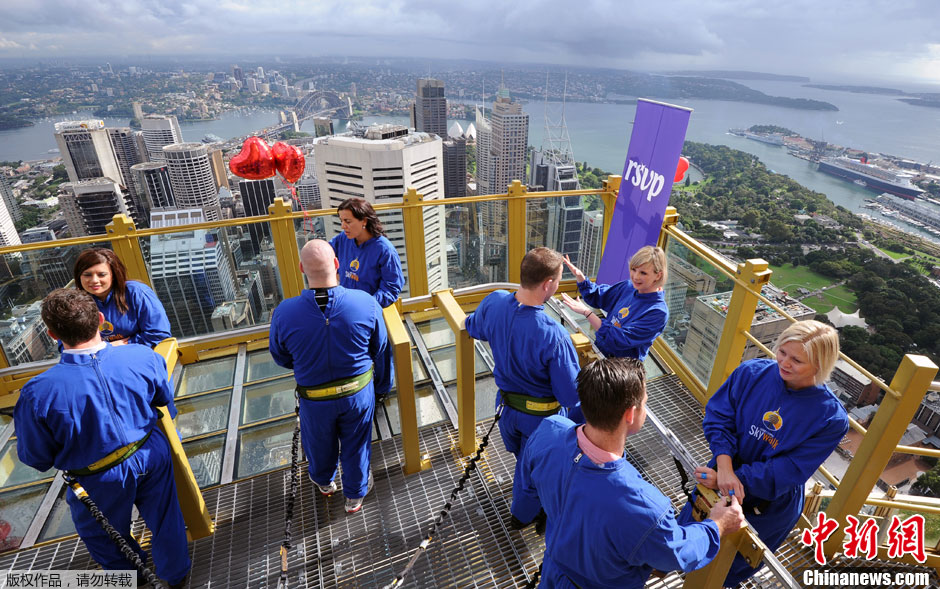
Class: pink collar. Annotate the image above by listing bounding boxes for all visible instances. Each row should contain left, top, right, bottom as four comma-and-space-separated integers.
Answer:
576, 425, 622, 465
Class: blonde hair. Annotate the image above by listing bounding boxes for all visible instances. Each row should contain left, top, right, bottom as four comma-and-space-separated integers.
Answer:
630, 246, 667, 287
773, 320, 840, 384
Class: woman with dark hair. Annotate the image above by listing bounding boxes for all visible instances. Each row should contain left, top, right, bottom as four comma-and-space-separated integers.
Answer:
329, 198, 404, 308
73, 248, 171, 348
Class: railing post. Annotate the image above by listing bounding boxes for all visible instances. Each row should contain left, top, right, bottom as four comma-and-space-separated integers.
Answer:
434, 289, 476, 456
383, 305, 430, 474
682, 528, 751, 589
874, 486, 898, 545
600, 175, 621, 253
825, 354, 938, 555
657, 206, 679, 251
706, 259, 772, 397
402, 188, 429, 297
570, 333, 601, 368
267, 198, 303, 299
153, 338, 214, 540
106, 214, 150, 286
803, 481, 825, 519
507, 180, 527, 285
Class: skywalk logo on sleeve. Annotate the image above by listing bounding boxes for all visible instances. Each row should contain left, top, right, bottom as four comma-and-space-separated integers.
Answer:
749, 407, 783, 450
610, 307, 630, 328
346, 258, 360, 282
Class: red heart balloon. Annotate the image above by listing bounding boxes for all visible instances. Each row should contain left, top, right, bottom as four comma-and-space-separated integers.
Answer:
229, 137, 276, 180
674, 156, 690, 183
272, 142, 306, 184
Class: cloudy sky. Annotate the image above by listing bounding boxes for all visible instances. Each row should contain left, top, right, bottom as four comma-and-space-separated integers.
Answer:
1, 0, 938, 86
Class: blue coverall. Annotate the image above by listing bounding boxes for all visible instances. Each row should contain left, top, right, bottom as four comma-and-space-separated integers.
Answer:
577, 278, 668, 361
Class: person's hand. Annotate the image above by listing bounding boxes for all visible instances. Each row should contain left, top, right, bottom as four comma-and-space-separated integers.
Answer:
110, 338, 129, 346
561, 293, 590, 318
708, 495, 745, 537
717, 466, 746, 502
563, 255, 586, 283
693, 466, 718, 490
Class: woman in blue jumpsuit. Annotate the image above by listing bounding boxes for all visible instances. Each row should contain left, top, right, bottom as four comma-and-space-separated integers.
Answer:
329, 198, 404, 309
679, 320, 849, 586
73, 248, 171, 348
560, 245, 668, 362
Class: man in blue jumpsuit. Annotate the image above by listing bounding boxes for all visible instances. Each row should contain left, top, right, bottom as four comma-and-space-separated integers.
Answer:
464, 247, 581, 527
512, 357, 745, 588
14, 289, 190, 588
269, 239, 390, 514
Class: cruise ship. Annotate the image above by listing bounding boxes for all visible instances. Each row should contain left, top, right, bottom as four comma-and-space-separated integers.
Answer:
817, 157, 924, 199
742, 131, 784, 146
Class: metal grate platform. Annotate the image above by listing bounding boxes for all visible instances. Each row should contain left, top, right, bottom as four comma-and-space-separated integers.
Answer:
2, 374, 938, 588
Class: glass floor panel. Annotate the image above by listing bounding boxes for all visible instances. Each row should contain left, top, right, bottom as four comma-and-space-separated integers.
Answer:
0, 439, 54, 489
175, 356, 236, 397
184, 434, 225, 488
174, 390, 231, 439
236, 418, 296, 479
0, 484, 49, 551
38, 487, 75, 543
244, 350, 292, 383
383, 385, 448, 436
242, 376, 295, 425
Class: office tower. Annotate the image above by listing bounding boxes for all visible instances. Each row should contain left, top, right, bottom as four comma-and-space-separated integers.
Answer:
683, 284, 815, 384
579, 210, 604, 278
0, 302, 55, 366
415, 78, 447, 138
54, 120, 123, 183
131, 162, 175, 212
256, 66, 264, 78
238, 179, 277, 252
295, 175, 321, 210
141, 115, 183, 162
0, 190, 19, 248
163, 143, 223, 222
149, 209, 237, 337
442, 138, 467, 198
232, 65, 244, 82
132, 102, 144, 122
59, 178, 133, 237
313, 118, 334, 137
0, 175, 21, 224
314, 124, 448, 296
663, 254, 718, 330
208, 147, 230, 190
489, 87, 528, 194
107, 127, 145, 225
246, 78, 258, 94
474, 106, 493, 195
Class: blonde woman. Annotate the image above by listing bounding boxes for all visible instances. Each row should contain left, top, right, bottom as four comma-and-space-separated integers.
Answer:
561, 245, 668, 361
680, 320, 849, 586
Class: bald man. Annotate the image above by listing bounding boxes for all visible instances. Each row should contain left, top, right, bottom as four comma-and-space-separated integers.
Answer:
269, 240, 390, 514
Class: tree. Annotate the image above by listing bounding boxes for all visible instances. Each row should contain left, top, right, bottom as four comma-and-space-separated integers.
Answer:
52, 164, 68, 181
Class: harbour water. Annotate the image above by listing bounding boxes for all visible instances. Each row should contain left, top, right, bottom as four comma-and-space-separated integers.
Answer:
3, 79, 939, 241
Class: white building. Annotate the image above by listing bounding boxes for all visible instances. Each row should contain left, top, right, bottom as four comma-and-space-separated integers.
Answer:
54, 120, 123, 184
141, 115, 183, 162
579, 210, 604, 278
314, 124, 448, 296
163, 143, 222, 222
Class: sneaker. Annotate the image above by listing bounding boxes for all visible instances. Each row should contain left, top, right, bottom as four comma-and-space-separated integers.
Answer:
313, 479, 337, 497
345, 472, 374, 513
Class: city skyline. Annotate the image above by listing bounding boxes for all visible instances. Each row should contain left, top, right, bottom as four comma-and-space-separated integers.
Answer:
0, 2, 938, 86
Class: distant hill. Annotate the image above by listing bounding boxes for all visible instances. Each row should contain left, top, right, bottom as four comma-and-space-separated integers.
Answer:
804, 84, 906, 95
606, 75, 838, 111
669, 70, 810, 82
898, 98, 940, 109
0, 114, 33, 130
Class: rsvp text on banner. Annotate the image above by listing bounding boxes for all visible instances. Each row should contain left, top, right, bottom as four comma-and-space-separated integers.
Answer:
597, 99, 692, 284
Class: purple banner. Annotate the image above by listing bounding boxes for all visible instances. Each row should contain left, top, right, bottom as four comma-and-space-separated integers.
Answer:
596, 99, 691, 284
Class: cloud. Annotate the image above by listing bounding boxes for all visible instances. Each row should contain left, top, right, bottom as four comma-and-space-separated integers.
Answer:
0, 0, 938, 83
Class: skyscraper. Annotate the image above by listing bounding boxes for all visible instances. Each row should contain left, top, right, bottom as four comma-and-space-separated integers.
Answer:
107, 127, 145, 225
579, 209, 604, 278
149, 209, 237, 338
54, 120, 123, 184
58, 178, 133, 237
474, 106, 493, 196
141, 115, 183, 162
0, 186, 20, 248
442, 138, 467, 198
0, 174, 20, 224
415, 78, 447, 138
131, 162, 175, 212
314, 124, 448, 296
163, 143, 222, 222
489, 87, 528, 194
238, 178, 278, 252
